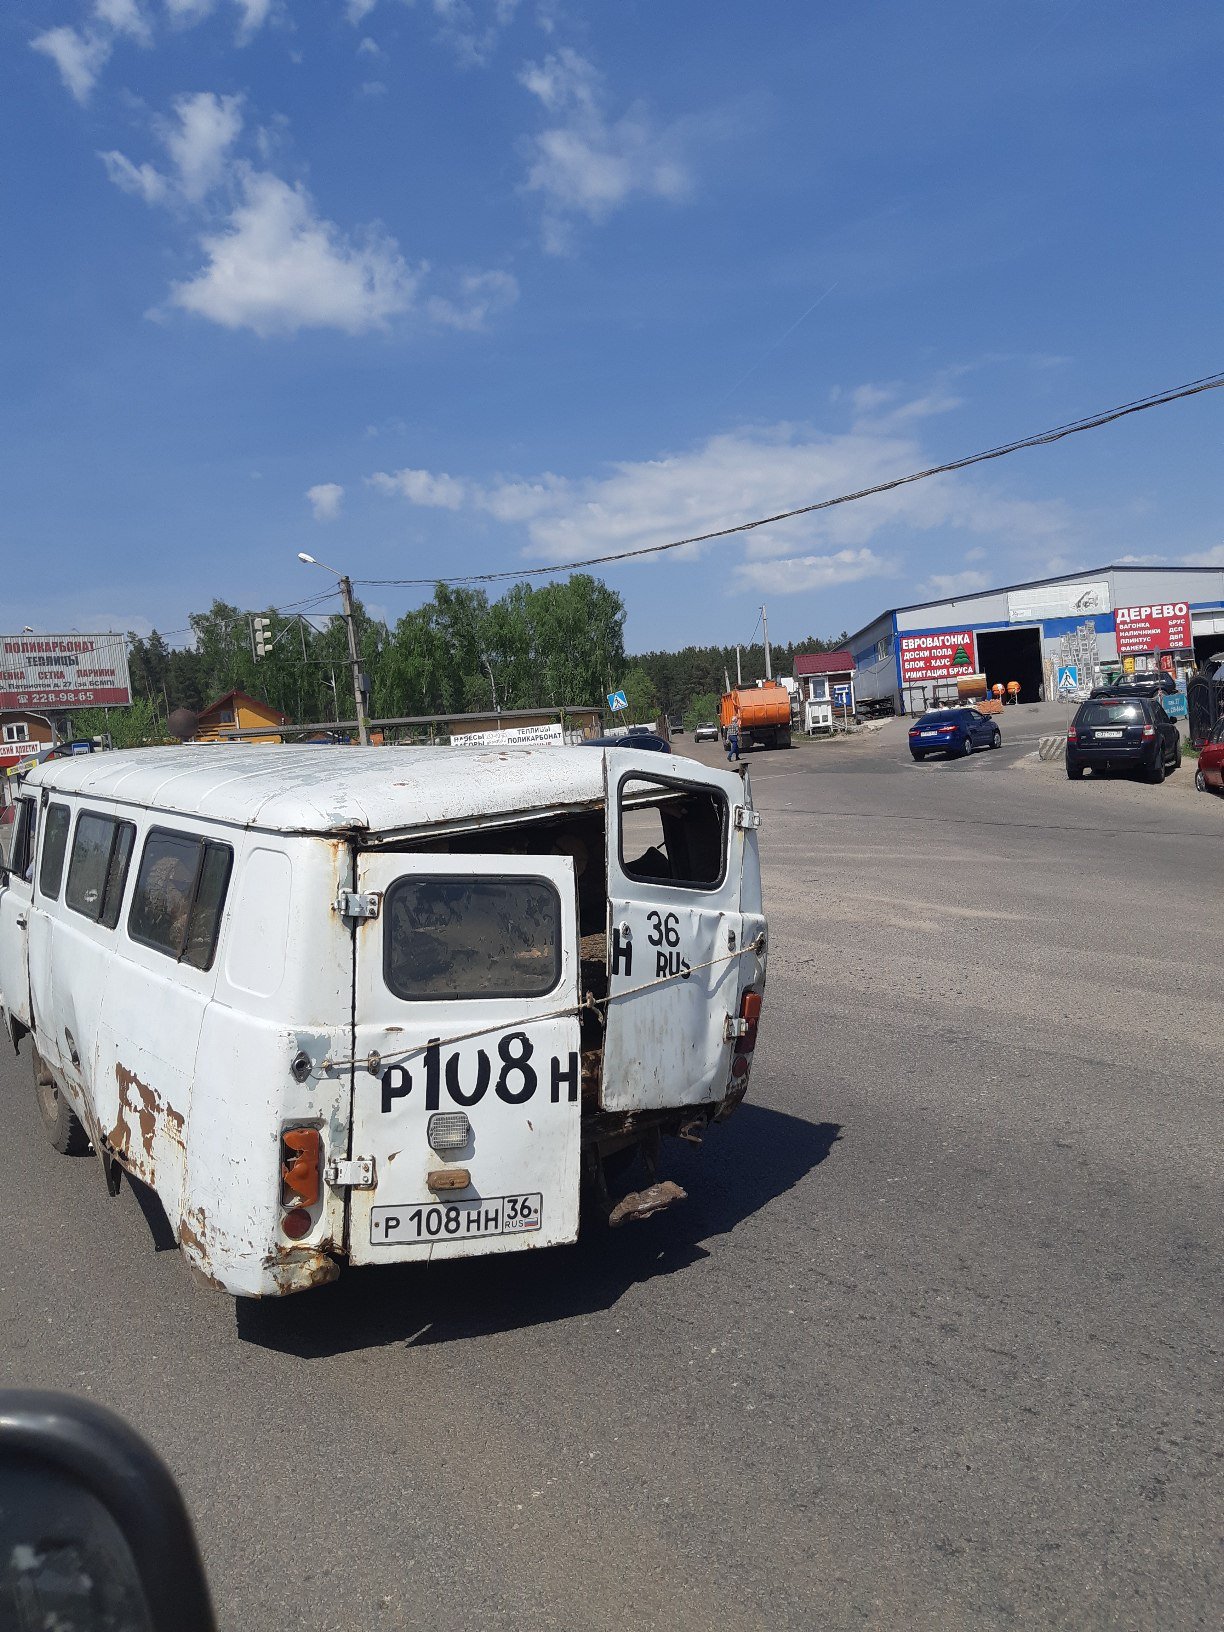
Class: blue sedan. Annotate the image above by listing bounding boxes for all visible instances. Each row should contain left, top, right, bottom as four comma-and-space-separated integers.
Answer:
909, 707, 1002, 760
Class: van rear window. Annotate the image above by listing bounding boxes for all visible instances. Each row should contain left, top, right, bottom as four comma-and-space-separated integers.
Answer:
128, 828, 234, 970
383, 876, 561, 1001
619, 775, 727, 889
65, 811, 136, 928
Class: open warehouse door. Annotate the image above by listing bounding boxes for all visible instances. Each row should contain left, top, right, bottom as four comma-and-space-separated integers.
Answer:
976, 626, 1044, 702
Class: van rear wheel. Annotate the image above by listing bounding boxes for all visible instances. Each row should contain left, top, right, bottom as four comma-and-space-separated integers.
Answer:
33, 1048, 89, 1156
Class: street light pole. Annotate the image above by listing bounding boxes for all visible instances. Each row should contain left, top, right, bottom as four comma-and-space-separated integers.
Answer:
298, 553, 370, 746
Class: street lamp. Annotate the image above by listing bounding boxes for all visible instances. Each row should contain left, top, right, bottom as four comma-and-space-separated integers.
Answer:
297, 553, 369, 746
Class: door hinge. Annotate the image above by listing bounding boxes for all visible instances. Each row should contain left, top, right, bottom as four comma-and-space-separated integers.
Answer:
734, 805, 762, 830
325, 1156, 377, 1189
334, 889, 381, 921
724, 1015, 750, 1041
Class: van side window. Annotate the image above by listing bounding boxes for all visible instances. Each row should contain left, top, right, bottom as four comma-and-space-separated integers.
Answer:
128, 829, 233, 970
38, 803, 72, 899
5, 798, 38, 881
65, 811, 137, 928
618, 775, 727, 889
384, 875, 562, 1001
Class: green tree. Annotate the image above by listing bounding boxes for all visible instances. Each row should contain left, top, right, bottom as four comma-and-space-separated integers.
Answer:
69, 697, 165, 748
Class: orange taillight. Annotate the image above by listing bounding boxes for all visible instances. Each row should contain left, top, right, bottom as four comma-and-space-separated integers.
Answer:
736, 991, 763, 1055
281, 1127, 321, 1208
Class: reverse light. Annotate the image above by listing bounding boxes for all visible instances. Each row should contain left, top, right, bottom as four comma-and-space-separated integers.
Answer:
428, 1111, 472, 1154
281, 1127, 321, 1208
1142, 723, 1156, 739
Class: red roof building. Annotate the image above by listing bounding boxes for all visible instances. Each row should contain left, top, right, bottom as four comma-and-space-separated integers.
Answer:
794, 651, 855, 678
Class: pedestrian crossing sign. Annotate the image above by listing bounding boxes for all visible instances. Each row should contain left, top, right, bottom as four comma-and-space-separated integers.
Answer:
1057, 665, 1079, 694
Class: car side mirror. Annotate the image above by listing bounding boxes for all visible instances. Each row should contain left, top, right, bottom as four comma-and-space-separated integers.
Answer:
0, 1391, 215, 1632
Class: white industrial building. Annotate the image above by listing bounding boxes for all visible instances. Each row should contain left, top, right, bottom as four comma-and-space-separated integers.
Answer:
847, 564, 1224, 715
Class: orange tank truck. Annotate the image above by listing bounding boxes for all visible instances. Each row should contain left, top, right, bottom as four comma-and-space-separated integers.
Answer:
719, 682, 793, 750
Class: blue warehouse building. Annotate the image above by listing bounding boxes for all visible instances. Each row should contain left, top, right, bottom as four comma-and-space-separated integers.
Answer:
847, 564, 1224, 715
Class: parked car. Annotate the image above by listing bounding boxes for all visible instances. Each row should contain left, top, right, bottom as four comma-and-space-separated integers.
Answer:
908, 708, 1002, 760
580, 733, 671, 753
1066, 694, 1181, 782
1194, 718, 1224, 792
1091, 672, 1178, 698
693, 723, 719, 743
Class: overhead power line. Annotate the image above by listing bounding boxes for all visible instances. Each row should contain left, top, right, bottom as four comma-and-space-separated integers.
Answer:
155, 587, 342, 643
356, 369, 1224, 590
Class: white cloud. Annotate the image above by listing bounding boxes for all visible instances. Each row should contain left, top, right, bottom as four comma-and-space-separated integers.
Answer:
307, 482, 345, 521
360, 79, 389, 96
735, 549, 892, 595
169, 167, 420, 336
432, 0, 517, 67
356, 34, 382, 55
369, 468, 469, 508
99, 149, 170, 203
426, 269, 519, 330
161, 0, 275, 39
366, 400, 1078, 591
922, 569, 990, 598
94, 0, 152, 43
345, 0, 380, 22
519, 48, 690, 250
31, 26, 111, 103
161, 91, 244, 200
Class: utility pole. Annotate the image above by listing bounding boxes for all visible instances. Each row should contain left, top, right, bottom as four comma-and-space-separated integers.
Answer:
298, 553, 369, 746
736, 646, 742, 685
338, 573, 370, 746
762, 604, 772, 680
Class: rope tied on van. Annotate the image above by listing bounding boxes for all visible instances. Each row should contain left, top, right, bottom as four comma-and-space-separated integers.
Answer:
316, 932, 766, 1075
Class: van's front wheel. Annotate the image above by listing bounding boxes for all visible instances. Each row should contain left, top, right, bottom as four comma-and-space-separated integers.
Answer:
33, 1048, 89, 1155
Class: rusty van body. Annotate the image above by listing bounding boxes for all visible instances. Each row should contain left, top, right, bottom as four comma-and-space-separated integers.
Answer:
0, 744, 767, 1296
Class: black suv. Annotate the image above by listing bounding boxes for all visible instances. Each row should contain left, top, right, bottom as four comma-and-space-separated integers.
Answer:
1066, 694, 1182, 782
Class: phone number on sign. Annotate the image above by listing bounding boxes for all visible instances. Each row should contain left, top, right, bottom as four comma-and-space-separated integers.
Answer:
370, 1193, 542, 1245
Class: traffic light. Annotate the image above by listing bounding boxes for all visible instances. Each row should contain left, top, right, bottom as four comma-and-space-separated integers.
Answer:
250, 615, 272, 660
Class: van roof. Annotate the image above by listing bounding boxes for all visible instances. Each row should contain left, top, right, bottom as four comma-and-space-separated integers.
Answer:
24, 743, 695, 835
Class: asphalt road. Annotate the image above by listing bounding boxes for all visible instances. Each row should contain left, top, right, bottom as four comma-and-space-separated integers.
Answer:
2, 719, 1220, 1631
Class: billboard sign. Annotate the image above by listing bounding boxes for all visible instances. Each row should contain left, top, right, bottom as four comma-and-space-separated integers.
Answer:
1, 633, 131, 711
1114, 602, 1192, 656
450, 722, 564, 748
1007, 581, 1110, 623
899, 630, 977, 684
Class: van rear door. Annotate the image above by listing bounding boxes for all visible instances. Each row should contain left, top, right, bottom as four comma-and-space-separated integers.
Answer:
345, 852, 581, 1265
602, 764, 748, 1112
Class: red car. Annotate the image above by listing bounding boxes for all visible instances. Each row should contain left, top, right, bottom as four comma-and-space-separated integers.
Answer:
1195, 720, 1224, 793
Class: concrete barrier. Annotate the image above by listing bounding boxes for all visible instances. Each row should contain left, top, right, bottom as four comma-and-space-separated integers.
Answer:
1038, 734, 1065, 761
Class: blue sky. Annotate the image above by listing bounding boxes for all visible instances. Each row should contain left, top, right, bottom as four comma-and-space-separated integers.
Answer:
5, 0, 1222, 651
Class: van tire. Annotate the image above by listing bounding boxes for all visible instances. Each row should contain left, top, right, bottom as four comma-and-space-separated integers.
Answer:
33, 1049, 89, 1156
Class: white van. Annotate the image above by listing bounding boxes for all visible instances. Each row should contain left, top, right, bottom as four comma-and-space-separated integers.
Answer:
0, 745, 767, 1296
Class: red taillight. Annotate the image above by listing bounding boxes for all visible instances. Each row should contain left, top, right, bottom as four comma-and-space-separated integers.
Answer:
938, 725, 957, 734
736, 991, 762, 1056
281, 1127, 321, 1208
281, 1207, 312, 1240
1067, 726, 1077, 742
1142, 723, 1155, 739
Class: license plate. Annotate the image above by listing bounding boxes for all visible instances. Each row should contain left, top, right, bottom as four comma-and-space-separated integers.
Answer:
921, 731, 938, 738
1095, 729, 1124, 739
370, 1193, 543, 1245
